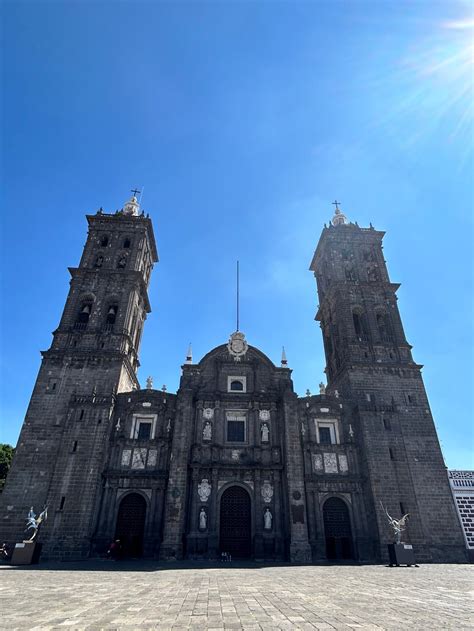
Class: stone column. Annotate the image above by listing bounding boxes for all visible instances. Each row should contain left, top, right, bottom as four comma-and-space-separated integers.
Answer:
159, 389, 193, 560
208, 467, 219, 558
282, 393, 312, 562
254, 469, 263, 560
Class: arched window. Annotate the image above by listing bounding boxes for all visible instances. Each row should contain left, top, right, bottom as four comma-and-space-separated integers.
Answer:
352, 312, 365, 338
105, 305, 118, 331
100, 236, 109, 247
75, 302, 92, 329
230, 380, 244, 391
123, 238, 131, 249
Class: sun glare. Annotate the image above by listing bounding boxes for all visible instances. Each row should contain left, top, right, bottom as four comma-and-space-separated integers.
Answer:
375, 12, 473, 159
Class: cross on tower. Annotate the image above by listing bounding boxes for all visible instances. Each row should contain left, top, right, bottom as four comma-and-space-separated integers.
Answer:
131, 188, 141, 197
332, 199, 341, 212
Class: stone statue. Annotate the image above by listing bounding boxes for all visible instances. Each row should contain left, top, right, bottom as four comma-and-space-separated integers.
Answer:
199, 508, 207, 530
146, 376, 153, 390
203, 421, 212, 441
319, 382, 326, 395
261, 423, 269, 443
381, 502, 409, 544
24, 506, 48, 543
263, 508, 272, 530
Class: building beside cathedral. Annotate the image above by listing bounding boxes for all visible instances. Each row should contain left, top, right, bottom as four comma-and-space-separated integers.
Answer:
0, 195, 466, 563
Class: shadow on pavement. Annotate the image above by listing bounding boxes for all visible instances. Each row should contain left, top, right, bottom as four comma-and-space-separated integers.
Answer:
0, 558, 364, 572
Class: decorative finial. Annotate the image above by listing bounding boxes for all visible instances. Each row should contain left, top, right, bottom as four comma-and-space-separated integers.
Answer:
331, 199, 348, 226
185, 343, 193, 364
319, 382, 326, 395
146, 376, 153, 390
161, 384, 167, 392
123, 190, 140, 216
306, 389, 311, 397
281, 346, 288, 367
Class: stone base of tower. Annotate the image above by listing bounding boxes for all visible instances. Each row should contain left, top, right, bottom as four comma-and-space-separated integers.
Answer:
290, 540, 312, 563
159, 541, 184, 561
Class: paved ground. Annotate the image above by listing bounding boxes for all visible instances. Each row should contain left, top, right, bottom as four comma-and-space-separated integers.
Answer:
0, 561, 472, 630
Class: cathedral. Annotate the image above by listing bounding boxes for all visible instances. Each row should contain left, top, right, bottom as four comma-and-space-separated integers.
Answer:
0, 194, 466, 564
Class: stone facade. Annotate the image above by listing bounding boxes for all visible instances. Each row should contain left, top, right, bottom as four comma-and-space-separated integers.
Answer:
448, 470, 474, 562
0, 198, 467, 563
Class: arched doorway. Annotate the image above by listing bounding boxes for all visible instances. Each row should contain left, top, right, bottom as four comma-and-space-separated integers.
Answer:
323, 497, 354, 560
219, 486, 252, 558
115, 493, 147, 557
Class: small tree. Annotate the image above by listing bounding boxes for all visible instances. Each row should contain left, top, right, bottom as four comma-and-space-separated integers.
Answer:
0, 444, 14, 492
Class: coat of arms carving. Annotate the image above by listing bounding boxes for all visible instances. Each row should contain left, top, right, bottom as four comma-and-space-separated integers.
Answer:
261, 481, 274, 503
227, 331, 248, 362
198, 478, 211, 502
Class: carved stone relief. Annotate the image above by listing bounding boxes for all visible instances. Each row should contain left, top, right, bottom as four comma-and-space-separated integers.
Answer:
261, 482, 274, 503
323, 453, 338, 474
198, 478, 211, 502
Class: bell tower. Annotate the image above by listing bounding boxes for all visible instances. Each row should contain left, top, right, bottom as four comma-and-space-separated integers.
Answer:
309, 203, 466, 563
0, 193, 158, 558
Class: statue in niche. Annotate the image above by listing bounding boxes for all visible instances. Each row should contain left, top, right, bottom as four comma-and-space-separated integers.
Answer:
367, 265, 378, 282
203, 421, 212, 441
94, 255, 103, 268
261, 423, 269, 443
345, 265, 356, 281
199, 507, 207, 530
263, 508, 273, 530
117, 256, 127, 269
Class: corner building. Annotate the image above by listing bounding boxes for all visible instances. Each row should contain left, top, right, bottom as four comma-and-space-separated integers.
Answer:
0, 196, 466, 563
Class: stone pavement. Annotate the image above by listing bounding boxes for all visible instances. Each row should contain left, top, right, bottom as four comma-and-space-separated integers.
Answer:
0, 561, 472, 630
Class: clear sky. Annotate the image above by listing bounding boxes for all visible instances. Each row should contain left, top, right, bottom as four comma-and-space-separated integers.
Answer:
1, 1, 473, 469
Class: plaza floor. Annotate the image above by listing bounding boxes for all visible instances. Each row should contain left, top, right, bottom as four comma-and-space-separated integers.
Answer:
0, 560, 472, 630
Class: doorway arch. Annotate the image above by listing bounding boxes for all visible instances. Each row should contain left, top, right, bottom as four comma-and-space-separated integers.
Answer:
115, 492, 147, 557
323, 497, 354, 560
219, 485, 252, 558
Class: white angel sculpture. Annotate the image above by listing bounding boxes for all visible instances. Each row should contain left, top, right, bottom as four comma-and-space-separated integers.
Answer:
25, 506, 48, 543
381, 502, 409, 544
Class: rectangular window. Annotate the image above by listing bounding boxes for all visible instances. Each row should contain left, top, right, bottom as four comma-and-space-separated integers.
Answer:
315, 419, 339, 445
226, 412, 246, 442
227, 376, 247, 393
59, 496, 66, 510
131, 415, 157, 440
319, 427, 332, 445
137, 422, 152, 440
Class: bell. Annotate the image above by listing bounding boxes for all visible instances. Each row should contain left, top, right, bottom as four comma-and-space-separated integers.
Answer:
108, 306, 116, 315
81, 305, 91, 314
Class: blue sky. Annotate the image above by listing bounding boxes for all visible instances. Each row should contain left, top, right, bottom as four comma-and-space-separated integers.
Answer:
1, 1, 473, 469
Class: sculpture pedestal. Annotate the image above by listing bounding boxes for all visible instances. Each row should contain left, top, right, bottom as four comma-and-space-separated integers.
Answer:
387, 543, 415, 567
10, 541, 42, 565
